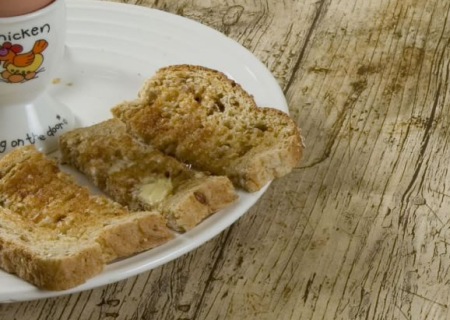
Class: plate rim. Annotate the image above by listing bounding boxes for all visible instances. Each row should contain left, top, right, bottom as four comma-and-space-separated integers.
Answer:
0, 0, 287, 303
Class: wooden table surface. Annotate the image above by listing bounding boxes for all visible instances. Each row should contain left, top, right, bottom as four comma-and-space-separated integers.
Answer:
2, 0, 450, 319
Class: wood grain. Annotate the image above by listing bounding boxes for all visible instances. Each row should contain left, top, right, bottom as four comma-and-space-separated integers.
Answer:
2, 0, 450, 319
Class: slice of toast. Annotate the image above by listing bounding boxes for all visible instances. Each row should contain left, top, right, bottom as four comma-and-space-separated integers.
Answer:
0, 146, 173, 290
59, 119, 238, 232
111, 65, 304, 192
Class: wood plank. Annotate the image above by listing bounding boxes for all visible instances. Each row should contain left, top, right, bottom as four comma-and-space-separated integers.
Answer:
187, 0, 450, 319
4, 0, 450, 319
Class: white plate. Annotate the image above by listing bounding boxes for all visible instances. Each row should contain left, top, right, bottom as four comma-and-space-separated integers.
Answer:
0, 0, 288, 303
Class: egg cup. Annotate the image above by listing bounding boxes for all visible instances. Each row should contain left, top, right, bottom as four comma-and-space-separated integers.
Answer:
0, 0, 74, 156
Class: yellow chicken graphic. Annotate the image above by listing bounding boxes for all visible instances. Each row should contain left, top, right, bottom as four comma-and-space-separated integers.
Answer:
0, 39, 48, 83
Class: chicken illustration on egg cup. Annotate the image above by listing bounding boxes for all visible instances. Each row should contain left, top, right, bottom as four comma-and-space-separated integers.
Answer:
0, 39, 48, 83
0, 0, 74, 157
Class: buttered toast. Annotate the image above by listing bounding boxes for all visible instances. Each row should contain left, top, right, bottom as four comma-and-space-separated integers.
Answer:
112, 65, 303, 192
0, 146, 173, 290
60, 119, 237, 232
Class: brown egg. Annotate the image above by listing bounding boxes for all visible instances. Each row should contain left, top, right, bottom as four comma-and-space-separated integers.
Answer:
25, 72, 36, 80
8, 74, 24, 83
0, 0, 54, 17
1, 71, 11, 80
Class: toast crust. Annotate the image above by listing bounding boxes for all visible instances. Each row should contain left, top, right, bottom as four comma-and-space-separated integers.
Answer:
112, 64, 303, 191
0, 146, 173, 290
0, 209, 104, 291
60, 119, 237, 232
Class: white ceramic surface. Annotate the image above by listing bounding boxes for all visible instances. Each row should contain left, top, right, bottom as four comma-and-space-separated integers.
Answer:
0, 0, 75, 155
0, 0, 288, 303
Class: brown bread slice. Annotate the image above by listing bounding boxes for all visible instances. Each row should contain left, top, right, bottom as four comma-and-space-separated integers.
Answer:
0, 145, 173, 290
59, 119, 237, 232
111, 65, 304, 192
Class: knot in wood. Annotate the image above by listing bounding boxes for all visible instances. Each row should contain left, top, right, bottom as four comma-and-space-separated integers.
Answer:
222, 5, 244, 26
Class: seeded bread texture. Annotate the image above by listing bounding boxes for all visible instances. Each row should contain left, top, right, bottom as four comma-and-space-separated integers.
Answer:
111, 65, 303, 192
60, 119, 237, 232
0, 146, 173, 290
